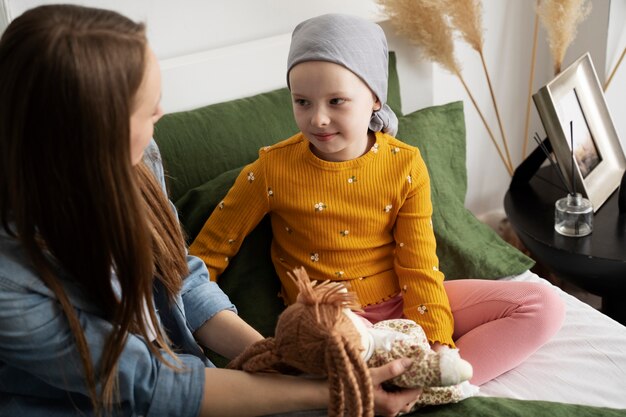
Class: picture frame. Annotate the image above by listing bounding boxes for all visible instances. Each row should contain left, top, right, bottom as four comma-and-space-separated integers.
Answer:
533, 52, 626, 212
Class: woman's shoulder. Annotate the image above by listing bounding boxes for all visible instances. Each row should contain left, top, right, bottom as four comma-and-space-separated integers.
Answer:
143, 139, 167, 191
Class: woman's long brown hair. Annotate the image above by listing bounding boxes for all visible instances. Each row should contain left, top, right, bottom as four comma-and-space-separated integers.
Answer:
0, 5, 188, 415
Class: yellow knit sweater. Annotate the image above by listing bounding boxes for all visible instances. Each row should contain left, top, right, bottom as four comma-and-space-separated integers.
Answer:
190, 132, 454, 346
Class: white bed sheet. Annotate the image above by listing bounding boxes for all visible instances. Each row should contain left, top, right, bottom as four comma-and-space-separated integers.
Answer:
479, 270, 626, 409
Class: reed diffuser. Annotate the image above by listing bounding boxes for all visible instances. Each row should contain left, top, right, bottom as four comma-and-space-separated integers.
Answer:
553, 121, 593, 237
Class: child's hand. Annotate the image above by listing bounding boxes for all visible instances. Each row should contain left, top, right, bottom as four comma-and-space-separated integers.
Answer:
370, 358, 422, 417
430, 342, 448, 352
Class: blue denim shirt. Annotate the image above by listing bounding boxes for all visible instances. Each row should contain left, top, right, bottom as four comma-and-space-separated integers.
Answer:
0, 141, 236, 416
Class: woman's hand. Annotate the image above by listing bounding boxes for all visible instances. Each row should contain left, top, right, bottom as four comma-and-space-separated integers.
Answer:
370, 358, 422, 417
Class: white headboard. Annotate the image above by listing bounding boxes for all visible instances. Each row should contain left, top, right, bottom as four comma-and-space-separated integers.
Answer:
160, 33, 291, 112
159, 20, 433, 115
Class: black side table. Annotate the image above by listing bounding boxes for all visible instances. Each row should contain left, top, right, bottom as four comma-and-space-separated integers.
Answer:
504, 166, 626, 325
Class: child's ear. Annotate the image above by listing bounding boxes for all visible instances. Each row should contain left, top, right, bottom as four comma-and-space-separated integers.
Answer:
373, 97, 382, 111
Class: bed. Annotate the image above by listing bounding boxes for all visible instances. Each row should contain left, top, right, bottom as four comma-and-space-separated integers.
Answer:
153, 26, 626, 417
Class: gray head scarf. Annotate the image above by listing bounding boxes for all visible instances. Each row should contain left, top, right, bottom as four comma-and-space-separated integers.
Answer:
287, 13, 398, 136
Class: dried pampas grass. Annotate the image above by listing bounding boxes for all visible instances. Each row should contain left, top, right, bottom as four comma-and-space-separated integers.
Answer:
446, 0, 513, 173
446, 0, 484, 53
537, 0, 591, 75
377, 0, 460, 74
522, 1, 541, 158
378, 0, 513, 175
604, 46, 625, 92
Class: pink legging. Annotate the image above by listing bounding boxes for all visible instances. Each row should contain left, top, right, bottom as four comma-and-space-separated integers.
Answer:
358, 279, 565, 386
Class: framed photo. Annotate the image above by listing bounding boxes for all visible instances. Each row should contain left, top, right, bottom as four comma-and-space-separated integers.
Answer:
533, 52, 626, 212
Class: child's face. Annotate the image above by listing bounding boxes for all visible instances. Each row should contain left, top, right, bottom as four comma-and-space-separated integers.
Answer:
130, 47, 163, 166
289, 61, 381, 162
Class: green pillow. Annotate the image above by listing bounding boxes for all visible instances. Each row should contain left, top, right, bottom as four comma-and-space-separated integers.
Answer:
154, 88, 298, 203
396, 101, 534, 279
387, 51, 402, 116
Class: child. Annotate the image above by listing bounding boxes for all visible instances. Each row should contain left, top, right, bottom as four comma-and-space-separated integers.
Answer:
190, 13, 565, 385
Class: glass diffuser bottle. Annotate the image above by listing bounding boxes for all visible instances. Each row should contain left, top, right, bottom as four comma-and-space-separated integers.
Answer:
554, 192, 593, 236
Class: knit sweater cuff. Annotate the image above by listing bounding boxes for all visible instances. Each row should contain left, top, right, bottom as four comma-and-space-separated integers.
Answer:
404, 304, 455, 348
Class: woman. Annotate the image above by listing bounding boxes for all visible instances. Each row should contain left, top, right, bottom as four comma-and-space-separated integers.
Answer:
0, 4, 420, 417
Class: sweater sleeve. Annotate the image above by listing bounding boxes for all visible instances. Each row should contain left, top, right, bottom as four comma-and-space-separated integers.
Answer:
393, 151, 455, 347
189, 156, 270, 281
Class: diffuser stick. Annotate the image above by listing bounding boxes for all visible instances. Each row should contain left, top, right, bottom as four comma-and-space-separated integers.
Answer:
570, 121, 576, 196
569, 120, 581, 235
532, 133, 572, 194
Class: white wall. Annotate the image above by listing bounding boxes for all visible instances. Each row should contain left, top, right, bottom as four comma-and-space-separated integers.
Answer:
3, 0, 381, 58
2, 0, 624, 217
604, 0, 626, 186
